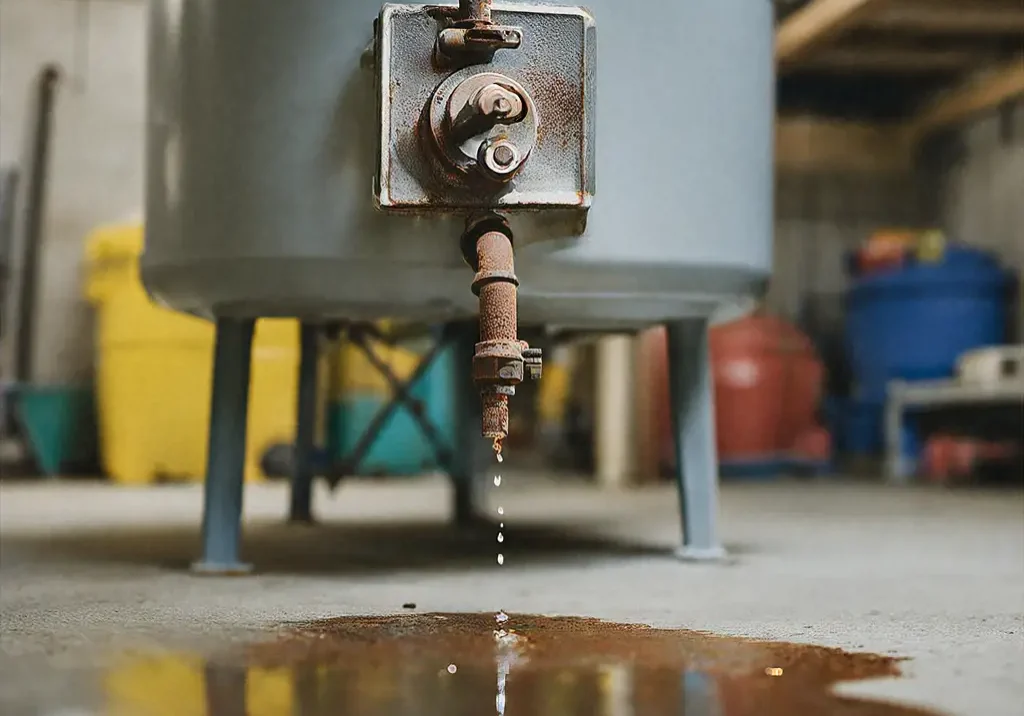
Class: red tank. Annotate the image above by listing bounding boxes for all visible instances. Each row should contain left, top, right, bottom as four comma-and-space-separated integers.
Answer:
643, 313, 825, 472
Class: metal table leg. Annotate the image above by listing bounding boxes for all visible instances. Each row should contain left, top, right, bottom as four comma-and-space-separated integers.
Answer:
885, 383, 910, 484
192, 317, 255, 575
289, 322, 320, 523
666, 319, 727, 562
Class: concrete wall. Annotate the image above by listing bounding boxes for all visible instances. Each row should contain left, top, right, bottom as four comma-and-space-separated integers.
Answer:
937, 100, 1024, 335
768, 103, 1024, 336
0, 0, 144, 384
768, 169, 921, 320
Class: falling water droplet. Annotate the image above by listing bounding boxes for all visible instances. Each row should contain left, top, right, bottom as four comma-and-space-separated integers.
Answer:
497, 532, 504, 543
447, 663, 457, 674
500, 522, 503, 529
493, 475, 501, 486
495, 611, 509, 623
497, 506, 504, 516
497, 553, 504, 565
496, 453, 503, 463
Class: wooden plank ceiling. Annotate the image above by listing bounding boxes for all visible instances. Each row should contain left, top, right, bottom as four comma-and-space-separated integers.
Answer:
775, 0, 1024, 135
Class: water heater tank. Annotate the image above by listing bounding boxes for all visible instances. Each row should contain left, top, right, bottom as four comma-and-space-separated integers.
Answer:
144, 0, 773, 328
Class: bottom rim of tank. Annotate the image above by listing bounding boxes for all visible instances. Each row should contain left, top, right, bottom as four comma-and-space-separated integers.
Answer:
140, 257, 768, 329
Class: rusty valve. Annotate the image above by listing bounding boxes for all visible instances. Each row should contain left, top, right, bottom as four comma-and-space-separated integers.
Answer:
464, 216, 542, 448
436, 0, 523, 64
448, 82, 525, 145
426, 70, 537, 188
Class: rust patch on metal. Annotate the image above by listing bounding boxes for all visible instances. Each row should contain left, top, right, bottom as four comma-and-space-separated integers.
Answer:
239, 612, 942, 716
481, 391, 509, 440
517, 66, 581, 148
478, 282, 517, 342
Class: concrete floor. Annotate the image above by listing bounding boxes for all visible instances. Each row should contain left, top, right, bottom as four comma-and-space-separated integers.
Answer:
1, 475, 1022, 715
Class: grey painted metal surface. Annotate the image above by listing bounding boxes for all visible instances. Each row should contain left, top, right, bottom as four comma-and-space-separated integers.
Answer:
143, 0, 774, 327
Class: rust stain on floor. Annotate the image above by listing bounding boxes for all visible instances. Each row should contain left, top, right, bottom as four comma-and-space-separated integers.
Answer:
216, 612, 942, 716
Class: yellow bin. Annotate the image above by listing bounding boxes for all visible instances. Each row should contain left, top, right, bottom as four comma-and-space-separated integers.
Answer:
85, 223, 300, 484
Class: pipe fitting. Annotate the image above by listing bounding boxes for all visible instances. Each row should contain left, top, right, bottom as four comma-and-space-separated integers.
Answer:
463, 219, 541, 447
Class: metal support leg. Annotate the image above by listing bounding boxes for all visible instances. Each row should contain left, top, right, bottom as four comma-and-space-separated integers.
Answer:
193, 318, 255, 575
885, 383, 910, 484
666, 319, 727, 561
450, 321, 484, 526
289, 323, 320, 523
204, 664, 247, 716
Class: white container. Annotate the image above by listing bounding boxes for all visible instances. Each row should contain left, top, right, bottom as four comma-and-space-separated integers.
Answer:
957, 345, 1024, 386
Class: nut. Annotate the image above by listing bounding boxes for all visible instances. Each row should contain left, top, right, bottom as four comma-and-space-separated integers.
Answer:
478, 138, 522, 182
492, 144, 515, 167
522, 346, 543, 381
473, 353, 524, 386
474, 83, 523, 121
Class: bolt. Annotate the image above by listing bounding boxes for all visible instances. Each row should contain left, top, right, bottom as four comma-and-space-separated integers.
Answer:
474, 84, 522, 120
492, 144, 515, 167
480, 139, 521, 181
522, 346, 543, 381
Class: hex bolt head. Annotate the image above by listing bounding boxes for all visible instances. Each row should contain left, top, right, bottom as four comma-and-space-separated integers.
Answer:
474, 84, 522, 120
479, 139, 522, 182
492, 144, 515, 167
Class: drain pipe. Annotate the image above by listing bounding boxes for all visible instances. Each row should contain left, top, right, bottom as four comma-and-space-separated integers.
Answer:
462, 214, 542, 455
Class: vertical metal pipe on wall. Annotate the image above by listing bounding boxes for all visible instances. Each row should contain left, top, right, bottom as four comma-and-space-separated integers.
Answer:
3, 65, 61, 386
0, 169, 20, 333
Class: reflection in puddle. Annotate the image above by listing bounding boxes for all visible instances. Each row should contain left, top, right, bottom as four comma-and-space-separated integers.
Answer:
104, 613, 940, 716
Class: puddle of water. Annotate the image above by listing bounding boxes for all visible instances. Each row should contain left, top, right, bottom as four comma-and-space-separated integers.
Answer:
102, 613, 940, 716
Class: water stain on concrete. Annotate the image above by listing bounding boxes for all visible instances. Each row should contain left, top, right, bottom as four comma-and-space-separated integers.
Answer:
105, 613, 942, 716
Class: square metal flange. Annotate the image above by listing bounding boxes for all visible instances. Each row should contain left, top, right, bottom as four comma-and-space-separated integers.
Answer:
374, 3, 596, 212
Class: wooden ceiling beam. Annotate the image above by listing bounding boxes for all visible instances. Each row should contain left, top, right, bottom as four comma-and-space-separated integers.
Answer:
909, 56, 1024, 138
866, 2, 1024, 35
776, 0, 895, 68
803, 47, 986, 73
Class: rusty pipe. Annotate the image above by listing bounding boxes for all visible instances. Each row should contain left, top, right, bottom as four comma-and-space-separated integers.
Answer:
460, 0, 491, 23
473, 230, 518, 447
464, 216, 542, 455
476, 232, 517, 345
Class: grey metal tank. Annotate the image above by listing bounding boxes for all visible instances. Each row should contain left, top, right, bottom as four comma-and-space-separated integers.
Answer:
143, 0, 774, 328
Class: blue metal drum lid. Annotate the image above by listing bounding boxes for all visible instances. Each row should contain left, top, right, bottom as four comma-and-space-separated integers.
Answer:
848, 246, 1011, 302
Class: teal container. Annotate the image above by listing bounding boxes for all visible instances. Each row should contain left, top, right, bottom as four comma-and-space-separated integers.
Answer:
13, 386, 98, 476
327, 345, 455, 475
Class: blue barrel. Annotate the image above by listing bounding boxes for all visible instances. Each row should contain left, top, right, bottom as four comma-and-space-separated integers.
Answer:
846, 246, 1010, 404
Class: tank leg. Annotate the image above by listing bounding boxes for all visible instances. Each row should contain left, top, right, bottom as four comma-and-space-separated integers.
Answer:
666, 319, 727, 562
289, 323, 320, 524
450, 321, 483, 527
192, 318, 255, 575
204, 663, 247, 716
